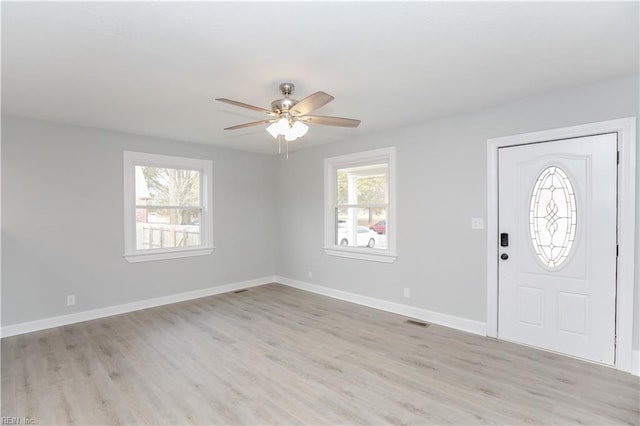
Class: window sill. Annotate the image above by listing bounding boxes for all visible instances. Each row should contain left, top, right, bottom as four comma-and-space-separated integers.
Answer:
324, 247, 397, 263
124, 247, 214, 263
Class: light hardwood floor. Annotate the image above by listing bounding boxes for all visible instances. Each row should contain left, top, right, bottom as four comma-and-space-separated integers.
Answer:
2, 283, 638, 425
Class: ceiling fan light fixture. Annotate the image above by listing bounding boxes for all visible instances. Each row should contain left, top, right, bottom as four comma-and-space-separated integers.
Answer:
284, 132, 298, 142
275, 117, 289, 134
292, 120, 309, 138
266, 122, 280, 139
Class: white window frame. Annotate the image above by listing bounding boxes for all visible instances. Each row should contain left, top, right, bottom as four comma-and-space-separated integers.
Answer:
324, 147, 397, 263
123, 151, 214, 263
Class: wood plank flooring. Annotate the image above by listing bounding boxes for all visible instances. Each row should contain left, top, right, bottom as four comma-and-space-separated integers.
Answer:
2, 283, 638, 425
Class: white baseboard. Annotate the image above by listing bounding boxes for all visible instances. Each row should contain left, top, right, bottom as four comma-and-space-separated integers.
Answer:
275, 276, 487, 336
632, 350, 640, 376
1, 276, 276, 338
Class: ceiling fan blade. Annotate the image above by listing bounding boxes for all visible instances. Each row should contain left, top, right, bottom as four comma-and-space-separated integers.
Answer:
303, 115, 361, 128
224, 119, 275, 130
216, 98, 276, 115
290, 91, 334, 116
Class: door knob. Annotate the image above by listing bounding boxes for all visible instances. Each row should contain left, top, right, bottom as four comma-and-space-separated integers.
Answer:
501, 253, 509, 260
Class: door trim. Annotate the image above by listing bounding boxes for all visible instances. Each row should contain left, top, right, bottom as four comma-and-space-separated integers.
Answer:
486, 117, 637, 374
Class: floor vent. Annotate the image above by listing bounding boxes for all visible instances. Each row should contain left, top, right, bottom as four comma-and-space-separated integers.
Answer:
405, 319, 430, 327
233, 289, 249, 294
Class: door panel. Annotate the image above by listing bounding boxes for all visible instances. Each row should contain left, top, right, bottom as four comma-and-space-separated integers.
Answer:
498, 133, 617, 365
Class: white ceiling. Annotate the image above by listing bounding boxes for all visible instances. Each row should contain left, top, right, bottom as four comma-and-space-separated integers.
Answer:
2, 1, 638, 154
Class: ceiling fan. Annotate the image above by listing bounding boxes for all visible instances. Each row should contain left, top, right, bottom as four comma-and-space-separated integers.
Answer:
216, 82, 360, 154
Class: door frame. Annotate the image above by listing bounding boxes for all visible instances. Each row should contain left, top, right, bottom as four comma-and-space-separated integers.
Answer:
486, 117, 637, 374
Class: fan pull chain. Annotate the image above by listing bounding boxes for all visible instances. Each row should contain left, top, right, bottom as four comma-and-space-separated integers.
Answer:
278, 135, 282, 154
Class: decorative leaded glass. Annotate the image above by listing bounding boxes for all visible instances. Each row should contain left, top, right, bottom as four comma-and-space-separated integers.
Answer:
529, 166, 577, 268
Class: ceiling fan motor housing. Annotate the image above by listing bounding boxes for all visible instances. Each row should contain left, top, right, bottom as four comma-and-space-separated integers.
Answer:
271, 98, 299, 114
272, 82, 298, 113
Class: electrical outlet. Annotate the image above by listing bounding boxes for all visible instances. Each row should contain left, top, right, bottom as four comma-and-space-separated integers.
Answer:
471, 217, 484, 229
308, 271, 313, 279
67, 295, 76, 306
403, 288, 411, 298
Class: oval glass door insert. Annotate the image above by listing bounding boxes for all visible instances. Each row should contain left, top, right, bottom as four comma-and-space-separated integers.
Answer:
529, 166, 577, 268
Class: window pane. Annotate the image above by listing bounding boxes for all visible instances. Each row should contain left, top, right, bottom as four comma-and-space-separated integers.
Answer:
136, 166, 200, 206
529, 166, 577, 268
136, 207, 202, 250
335, 207, 387, 249
337, 170, 348, 204
336, 163, 388, 205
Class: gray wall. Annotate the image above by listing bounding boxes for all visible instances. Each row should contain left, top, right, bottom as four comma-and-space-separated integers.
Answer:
2, 76, 639, 353
275, 76, 639, 348
2, 116, 277, 325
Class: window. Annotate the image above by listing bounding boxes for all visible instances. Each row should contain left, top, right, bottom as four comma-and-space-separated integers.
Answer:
123, 151, 214, 262
324, 147, 396, 263
529, 165, 577, 268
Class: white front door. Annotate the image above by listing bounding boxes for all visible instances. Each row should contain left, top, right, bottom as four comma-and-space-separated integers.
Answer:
498, 133, 618, 365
